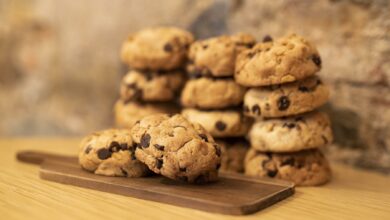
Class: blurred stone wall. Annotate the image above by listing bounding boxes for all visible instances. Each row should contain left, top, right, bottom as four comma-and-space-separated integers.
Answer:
0, 0, 389, 173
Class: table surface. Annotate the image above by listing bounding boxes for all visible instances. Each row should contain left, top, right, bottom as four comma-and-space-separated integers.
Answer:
1, 138, 390, 220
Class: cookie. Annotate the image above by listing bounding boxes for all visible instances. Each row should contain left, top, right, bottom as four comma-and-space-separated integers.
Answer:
120, 69, 185, 102
180, 77, 246, 109
248, 111, 333, 152
216, 138, 249, 173
181, 108, 252, 138
187, 33, 256, 77
131, 114, 221, 183
121, 27, 194, 70
243, 76, 329, 118
235, 34, 321, 86
244, 148, 332, 186
114, 100, 179, 128
78, 129, 150, 177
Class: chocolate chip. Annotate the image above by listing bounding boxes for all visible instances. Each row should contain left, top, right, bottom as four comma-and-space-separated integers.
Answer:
216, 163, 221, 170
189, 68, 203, 79
163, 43, 173, 52
109, 141, 121, 152
194, 175, 207, 184
140, 133, 151, 148
295, 116, 303, 121
179, 167, 187, 172
97, 148, 111, 160
177, 176, 188, 182
263, 35, 273, 42
215, 121, 227, 131
312, 55, 321, 67
277, 96, 290, 111
265, 152, 273, 158
267, 169, 278, 177
184, 43, 190, 50
132, 88, 143, 101
243, 105, 250, 113
283, 123, 296, 129
120, 168, 128, 177
252, 104, 261, 116
316, 79, 322, 85
281, 157, 295, 166
199, 134, 208, 142
120, 143, 128, 150
202, 44, 208, 49
156, 159, 163, 169
322, 135, 328, 144
214, 144, 221, 157
247, 52, 255, 58
154, 144, 165, 151
84, 145, 92, 154
298, 86, 310, 92
131, 153, 137, 160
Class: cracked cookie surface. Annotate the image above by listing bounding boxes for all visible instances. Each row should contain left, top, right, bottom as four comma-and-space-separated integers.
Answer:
187, 33, 256, 77
245, 148, 331, 186
79, 129, 150, 177
120, 69, 185, 102
181, 77, 246, 109
182, 108, 252, 138
121, 27, 194, 70
243, 76, 329, 118
114, 100, 179, 128
248, 111, 333, 152
131, 114, 221, 183
235, 34, 321, 86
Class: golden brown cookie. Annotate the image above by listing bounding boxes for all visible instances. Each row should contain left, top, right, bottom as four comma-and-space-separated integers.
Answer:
235, 34, 321, 86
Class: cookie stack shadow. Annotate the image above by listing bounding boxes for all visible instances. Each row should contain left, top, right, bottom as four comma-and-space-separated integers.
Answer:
180, 33, 258, 173
235, 34, 333, 186
114, 27, 194, 128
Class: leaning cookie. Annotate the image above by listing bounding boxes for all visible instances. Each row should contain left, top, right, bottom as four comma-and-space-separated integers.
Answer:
244, 148, 332, 186
131, 114, 221, 184
114, 100, 179, 128
79, 129, 150, 177
120, 69, 185, 102
216, 138, 249, 173
187, 33, 256, 77
121, 27, 194, 70
235, 34, 321, 86
182, 108, 252, 138
248, 111, 333, 152
243, 76, 329, 118
181, 77, 246, 109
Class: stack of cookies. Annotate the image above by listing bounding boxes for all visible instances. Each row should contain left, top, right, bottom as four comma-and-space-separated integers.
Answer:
115, 27, 194, 128
181, 33, 256, 173
235, 34, 333, 186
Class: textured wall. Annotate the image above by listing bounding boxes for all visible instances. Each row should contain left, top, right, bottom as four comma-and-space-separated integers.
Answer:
0, 0, 389, 173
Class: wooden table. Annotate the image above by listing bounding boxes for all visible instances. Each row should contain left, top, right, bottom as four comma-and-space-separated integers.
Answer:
1, 138, 390, 220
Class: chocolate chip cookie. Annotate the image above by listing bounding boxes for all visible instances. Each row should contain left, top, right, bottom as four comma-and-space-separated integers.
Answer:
187, 33, 256, 77
243, 76, 329, 118
181, 108, 252, 138
244, 148, 332, 186
114, 100, 179, 128
79, 129, 150, 177
216, 138, 249, 173
131, 114, 221, 183
180, 77, 246, 109
120, 69, 185, 102
248, 111, 333, 152
235, 34, 321, 86
121, 27, 194, 70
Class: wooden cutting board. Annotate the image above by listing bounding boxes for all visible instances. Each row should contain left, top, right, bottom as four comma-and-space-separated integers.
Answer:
16, 150, 295, 215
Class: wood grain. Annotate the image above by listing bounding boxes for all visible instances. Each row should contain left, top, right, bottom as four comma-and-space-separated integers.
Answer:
1, 138, 390, 220
16, 151, 294, 215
